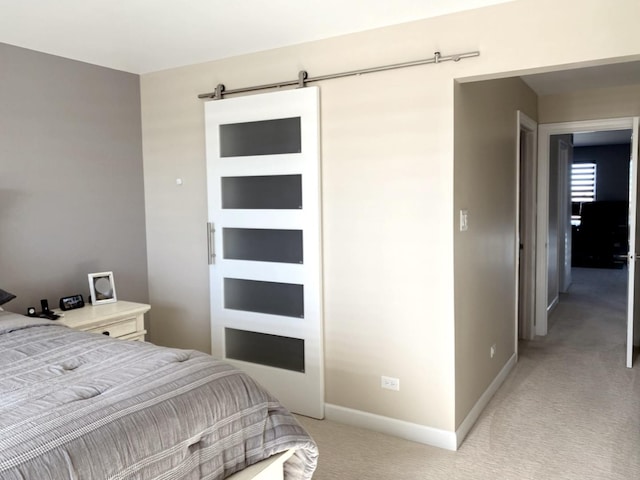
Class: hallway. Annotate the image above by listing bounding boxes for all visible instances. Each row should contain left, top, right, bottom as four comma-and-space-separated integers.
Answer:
546, 266, 627, 355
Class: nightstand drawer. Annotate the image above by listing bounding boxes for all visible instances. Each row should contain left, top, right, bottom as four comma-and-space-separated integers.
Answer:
56, 301, 150, 341
87, 317, 137, 338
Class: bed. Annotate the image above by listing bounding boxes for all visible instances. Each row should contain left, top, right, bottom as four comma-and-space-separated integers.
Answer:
0, 311, 318, 480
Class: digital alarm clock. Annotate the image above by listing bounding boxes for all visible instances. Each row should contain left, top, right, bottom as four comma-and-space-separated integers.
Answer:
59, 294, 85, 311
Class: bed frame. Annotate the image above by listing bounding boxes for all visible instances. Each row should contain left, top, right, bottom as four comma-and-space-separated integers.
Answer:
228, 449, 295, 480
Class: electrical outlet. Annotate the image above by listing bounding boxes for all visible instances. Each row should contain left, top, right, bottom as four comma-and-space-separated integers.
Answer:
490, 344, 496, 359
381, 376, 400, 391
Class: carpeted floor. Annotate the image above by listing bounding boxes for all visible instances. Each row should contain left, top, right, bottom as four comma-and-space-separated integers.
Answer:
298, 267, 640, 479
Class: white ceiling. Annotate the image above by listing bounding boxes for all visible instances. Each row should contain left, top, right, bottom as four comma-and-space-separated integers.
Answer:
521, 62, 640, 96
0, 0, 514, 74
1, 0, 638, 100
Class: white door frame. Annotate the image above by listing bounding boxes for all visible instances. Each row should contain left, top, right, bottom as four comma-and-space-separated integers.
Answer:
536, 117, 637, 336
627, 117, 640, 367
516, 111, 538, 345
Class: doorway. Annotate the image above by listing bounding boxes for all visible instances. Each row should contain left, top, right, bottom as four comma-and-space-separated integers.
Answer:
536, 117, 640, 367
517, 111, 537, 343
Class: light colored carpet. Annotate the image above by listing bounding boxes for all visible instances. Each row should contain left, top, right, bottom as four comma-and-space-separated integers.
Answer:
298, 267, 640, 479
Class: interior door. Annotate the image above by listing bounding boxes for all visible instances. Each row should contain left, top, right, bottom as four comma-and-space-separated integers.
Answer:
558, 139, 572, 293
627, 117, 640, 368
204, 87, 324, 417
517, 111, 537, 341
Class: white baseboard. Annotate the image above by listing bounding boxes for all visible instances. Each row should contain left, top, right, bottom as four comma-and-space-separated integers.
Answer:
454, 352, 517, 448
324, 403, 458, 451
547, 295, 559, 314
324, 352, 517, 452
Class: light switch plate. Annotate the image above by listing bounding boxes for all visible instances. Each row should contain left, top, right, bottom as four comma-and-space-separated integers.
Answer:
460, 209, 469, 231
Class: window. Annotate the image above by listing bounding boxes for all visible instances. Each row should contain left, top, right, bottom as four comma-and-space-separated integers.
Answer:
571, 162, 596, 226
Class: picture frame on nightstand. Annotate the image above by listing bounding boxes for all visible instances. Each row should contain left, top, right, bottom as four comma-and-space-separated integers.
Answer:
88, 271, 117, 306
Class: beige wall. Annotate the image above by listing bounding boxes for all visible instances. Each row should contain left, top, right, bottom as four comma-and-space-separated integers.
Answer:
142, 38, 458, 431
141, 0, 640, 436
453, 77, 537, 426
539, 84, 640, 124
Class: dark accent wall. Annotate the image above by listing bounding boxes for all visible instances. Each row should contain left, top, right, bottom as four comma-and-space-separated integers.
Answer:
0, 43, 148, 314
573, 143, 631, 202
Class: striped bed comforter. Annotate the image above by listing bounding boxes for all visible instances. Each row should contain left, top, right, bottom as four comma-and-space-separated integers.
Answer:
0, 313, 318, 479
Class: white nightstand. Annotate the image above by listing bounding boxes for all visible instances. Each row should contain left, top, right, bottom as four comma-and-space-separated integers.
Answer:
56, 301, 150, 341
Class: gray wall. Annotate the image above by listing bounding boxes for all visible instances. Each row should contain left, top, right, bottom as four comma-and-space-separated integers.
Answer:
0, 43, 148, 314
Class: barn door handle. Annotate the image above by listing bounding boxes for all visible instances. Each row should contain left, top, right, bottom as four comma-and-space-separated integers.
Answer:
207, 222, 216, 265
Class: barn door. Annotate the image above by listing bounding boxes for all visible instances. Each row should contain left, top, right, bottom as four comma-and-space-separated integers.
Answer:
204, 87, 324, 418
